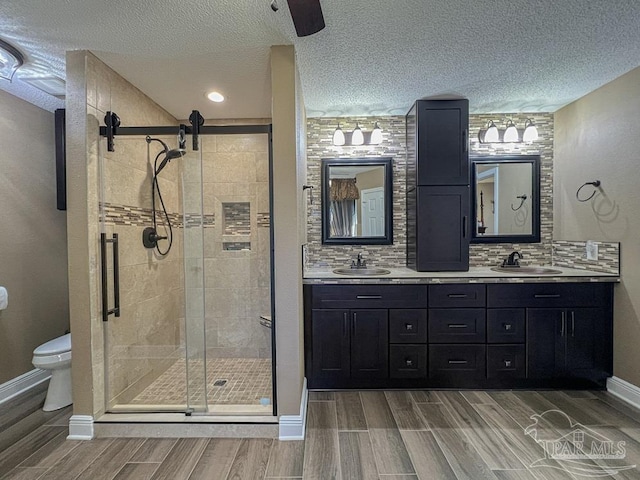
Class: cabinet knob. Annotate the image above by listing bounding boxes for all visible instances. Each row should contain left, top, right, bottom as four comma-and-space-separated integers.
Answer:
405, 323, 414, 331
503, 323, 512, 331
405, 358, 414, 367
504, 360, 512, 368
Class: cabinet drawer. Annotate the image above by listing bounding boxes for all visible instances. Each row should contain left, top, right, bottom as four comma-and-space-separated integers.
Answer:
429, 309, 486, 343
429, 345, 486, 381
487, 283, 612, 308
390, 345, 427, 379
487, 309, 525, 343
429, 284, 485, 307
389, 309, 427, 343
310, 285, 428, 309
487, 345, 526, 379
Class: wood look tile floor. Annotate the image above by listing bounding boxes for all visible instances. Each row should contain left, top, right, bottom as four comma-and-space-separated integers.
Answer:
2, 387, 640, 479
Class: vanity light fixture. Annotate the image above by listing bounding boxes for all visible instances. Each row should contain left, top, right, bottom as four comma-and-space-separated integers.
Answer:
478, 118, 539, 144
331, 122, 384, 146
0, 38, 24, 82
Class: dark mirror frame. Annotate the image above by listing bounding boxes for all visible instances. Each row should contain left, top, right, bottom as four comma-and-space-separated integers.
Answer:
471, 155, 541, 244
321, 157, 393, 245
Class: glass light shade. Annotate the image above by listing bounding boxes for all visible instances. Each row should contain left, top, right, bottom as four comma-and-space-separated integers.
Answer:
332, 124, 345, 146
0, 39, 24, 82
351, 124, 364, 145
484, 121, 500, 143
522, 119, 539, 142
503, 121, 519, 142
370, 122, 383, 144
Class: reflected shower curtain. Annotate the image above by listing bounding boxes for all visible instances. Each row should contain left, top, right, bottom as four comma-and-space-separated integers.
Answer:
330, 200, 356, 237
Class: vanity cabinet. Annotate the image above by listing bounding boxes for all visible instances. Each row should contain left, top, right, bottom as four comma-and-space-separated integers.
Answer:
304, 282, 614, 390
406, 99, 470, 271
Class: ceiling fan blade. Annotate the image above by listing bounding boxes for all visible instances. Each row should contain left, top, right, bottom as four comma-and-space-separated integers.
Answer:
286, 0, 325, 37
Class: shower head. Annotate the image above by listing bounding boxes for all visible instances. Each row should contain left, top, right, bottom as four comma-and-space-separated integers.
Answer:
155, 148, 186, 175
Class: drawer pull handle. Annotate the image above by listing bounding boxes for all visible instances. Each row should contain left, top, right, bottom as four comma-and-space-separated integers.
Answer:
448, 324, 468, 329
405, 358, 414, 367
448, 294, 468, 298
503, 323, 512, 331
356, 295, 382, 299
448, 360, 468, 365
405, 323, 414, 331
534, 294, 561, 298
504, 360, 512, 367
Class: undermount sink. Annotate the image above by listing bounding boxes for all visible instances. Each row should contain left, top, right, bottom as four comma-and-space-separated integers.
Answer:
490, 266, 563, 275
333, 267, 391, 276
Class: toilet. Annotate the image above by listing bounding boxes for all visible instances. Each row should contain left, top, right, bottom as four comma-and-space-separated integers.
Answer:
32, 333, 72, 411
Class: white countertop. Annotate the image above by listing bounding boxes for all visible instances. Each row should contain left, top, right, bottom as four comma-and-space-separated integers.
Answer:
303, 265, 619, 283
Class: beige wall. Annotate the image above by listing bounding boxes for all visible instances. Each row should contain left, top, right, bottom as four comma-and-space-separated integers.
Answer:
0, 90, 69, 384
554, 66, 640, 387
271, 45, 306, 416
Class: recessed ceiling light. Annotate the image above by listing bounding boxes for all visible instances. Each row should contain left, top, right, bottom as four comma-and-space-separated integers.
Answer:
207, 91, 224, 103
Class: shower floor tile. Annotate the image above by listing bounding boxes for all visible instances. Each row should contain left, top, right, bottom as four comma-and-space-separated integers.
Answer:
130, 357, 272, 407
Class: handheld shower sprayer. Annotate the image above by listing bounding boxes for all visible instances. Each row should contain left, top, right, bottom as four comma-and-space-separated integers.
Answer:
143, 136, 187, 255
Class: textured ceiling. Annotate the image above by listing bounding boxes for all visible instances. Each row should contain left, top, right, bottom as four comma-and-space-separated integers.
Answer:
1, 0, 640, 119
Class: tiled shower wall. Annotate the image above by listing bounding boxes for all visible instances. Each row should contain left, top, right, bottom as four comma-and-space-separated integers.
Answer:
305, 112, 554, 269
201, 134, 272, 359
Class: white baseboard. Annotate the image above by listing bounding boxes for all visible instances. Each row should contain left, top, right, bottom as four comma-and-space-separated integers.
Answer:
0, 369, 50, 405
607, 376, 640, 410
68, 415, 94, 440
279, 377, 308, 441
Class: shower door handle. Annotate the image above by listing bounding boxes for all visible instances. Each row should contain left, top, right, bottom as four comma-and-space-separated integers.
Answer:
101, 233, 121, 321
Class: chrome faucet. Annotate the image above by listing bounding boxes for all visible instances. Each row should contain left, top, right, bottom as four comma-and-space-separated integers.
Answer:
351, 252, 367, 269
503, 251, 523, 267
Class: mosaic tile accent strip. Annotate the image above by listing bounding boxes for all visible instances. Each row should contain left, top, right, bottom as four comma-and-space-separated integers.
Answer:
100, 202, 215, 228
257, 212, 270, 228
223, 242, 251, 251
130, 357, 272, 406
223, 202, 251, 235
552, 240, 620, 274
305, 113, 555, 269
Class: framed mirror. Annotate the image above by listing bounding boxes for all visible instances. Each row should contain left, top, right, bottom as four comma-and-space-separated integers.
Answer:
321, 157, 393, 245
471, 155, 540, 243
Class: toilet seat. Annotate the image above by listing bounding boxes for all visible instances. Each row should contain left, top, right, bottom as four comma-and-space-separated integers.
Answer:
33, 333, 71, 356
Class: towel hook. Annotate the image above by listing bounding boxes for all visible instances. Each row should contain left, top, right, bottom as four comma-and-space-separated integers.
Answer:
510, 194, 528, 211
303, 185, 314, 204
576, 180, 601, 202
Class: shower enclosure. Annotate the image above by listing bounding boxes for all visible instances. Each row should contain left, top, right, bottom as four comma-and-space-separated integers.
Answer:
98, 120, 275, 417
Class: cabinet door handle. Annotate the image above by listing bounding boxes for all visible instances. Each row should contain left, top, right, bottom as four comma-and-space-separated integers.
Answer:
560, 311, 566, 337
448, 294, 468, 298
462, 129, 468, 153
343, 313, 348, 337
353, 313, 357, 335
534, 294, 561, 298
448, 360, 468, 365
448, 324, 468, 329
570, 311, 575, 337
356, 295, 382, 299
462, 216, 468, 238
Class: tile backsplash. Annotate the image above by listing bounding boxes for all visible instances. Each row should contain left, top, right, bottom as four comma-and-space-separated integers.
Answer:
305, 112, 555, 269
552, 240, 620, 275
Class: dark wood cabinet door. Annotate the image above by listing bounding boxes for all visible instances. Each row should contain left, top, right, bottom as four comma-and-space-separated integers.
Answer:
415, 100, 469, 186
527, 308, 564, 379
415, 186, 470, 271
566, 307, 613, 382
311, 309, 350, 382
350, 309, 389, 379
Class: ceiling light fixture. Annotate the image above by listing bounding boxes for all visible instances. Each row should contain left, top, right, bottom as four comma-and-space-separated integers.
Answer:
0, 38, 24, 82
331, 122, 384, 146
478, 118, 540, 144
206, 91, 224, 103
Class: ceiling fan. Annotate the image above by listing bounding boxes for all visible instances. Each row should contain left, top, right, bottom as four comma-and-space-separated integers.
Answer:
274, 0, 325, 37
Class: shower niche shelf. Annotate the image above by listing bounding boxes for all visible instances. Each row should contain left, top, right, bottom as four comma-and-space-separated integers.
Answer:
223, 241, 251, 251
